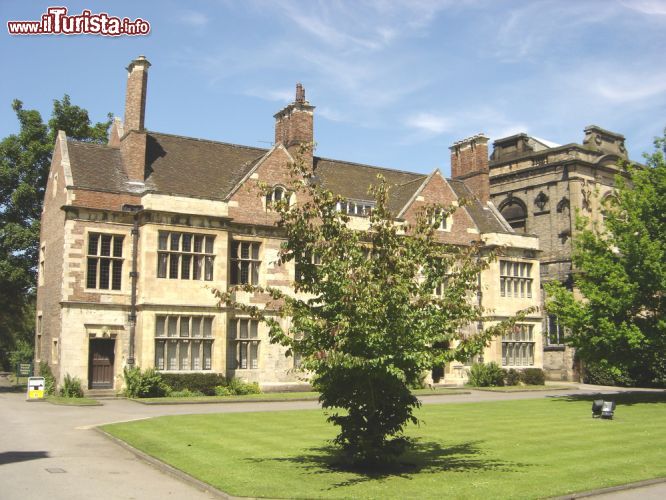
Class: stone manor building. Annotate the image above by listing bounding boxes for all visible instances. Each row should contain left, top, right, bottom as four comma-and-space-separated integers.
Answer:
35, 56, 542, 392
489, 128, 632, 380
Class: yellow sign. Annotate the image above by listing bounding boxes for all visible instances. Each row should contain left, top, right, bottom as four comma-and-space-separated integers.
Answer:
27, 377, 45, 400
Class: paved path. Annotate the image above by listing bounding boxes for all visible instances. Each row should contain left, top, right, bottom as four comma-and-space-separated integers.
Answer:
0, 383, 664, 499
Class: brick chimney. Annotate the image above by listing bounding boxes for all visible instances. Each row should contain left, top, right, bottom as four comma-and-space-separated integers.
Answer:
120, 56, 151, 183
450, 134, 490, 203
274, 83, 315, 162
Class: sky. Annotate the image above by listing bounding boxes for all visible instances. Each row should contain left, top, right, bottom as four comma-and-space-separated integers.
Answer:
2, 0, 665, 176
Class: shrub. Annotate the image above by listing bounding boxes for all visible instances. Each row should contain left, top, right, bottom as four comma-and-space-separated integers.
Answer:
169, 388, 205, 398
227, 377, 261, 395
214, 385, 233, 396
468, 362, 505, 387
60, 373, 84, 398
38, 361, 56, 395
123, 367, 169, 398
9, 339, 33, 368
583, 361, 634, 387
159, 373, 227, 396
505, 368, 521, 386
521, 368, 546, 386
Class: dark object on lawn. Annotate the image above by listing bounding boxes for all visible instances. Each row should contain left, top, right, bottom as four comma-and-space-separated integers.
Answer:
592, 399, 615, 419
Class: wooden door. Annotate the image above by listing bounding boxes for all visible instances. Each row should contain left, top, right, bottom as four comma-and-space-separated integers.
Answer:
89, 339, 115, 389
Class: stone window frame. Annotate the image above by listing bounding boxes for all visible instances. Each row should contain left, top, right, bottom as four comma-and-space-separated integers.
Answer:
36, 313, 43, 361
264, 184, 294, 211
228, 317, 260, 370
154, 314, 214, 371
498, 196, 527, 232
230, 240, 261, 285
85, 232, 125, 291
502, 323, 535, 367
157, 231, 215, 281
427, 207, 452, 232
544, 313, 567, 347
499, 260, 533, 299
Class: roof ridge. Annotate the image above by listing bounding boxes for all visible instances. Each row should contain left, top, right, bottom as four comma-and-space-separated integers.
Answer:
315, 155, 426, 178
147, 130, 269, 153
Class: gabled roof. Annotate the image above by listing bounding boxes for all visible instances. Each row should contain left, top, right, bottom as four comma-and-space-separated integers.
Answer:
65, 131, 512, 234
314, 157, 425, 213
67, 140, 127, 192
448, 180, 513, 234
144, 132, 268, 200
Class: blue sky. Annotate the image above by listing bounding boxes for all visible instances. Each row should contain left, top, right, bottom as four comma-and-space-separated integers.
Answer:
2, 0, 665, 175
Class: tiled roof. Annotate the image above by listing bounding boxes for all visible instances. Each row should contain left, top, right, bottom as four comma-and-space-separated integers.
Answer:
314, 157, 426, 213
144, 132, 268, 200
67, 141, 127, 192
66, 132, 511, 233
449, 180, 513, 234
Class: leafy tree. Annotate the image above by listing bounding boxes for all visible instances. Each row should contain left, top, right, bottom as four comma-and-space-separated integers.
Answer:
216, 147, 530, 465
0, 96, 111, 369
545, 129, 666, 386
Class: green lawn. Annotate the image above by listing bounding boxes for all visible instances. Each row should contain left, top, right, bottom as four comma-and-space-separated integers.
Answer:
134, 387, 465, 404
468, 385, 570, 392
102, 392, 666, 499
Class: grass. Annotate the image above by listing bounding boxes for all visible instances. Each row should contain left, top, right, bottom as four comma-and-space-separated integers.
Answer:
102, 391, 666, 499
468, 384, 570, 392
46, 395, 102, 406
133, 388, 466, 404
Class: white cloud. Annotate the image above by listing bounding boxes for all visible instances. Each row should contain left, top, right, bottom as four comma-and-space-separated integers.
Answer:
244, 87, 295, 103
257, 0, 466, 53
406, 112, 453, 134
619, 0, 666, 15
179, 11, 209, 27
595, 74, 666, 103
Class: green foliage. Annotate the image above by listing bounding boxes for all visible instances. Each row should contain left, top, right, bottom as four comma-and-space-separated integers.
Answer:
38, 361, 56, 395
169, 389, 205, 398
546, 129, 666, 387
60, 373, 84, 398
215, 145, 530, 465
8, 338, 33, 368
505, 368, 521, 386
520, 368, 545, 386
583, 360, 634, 387
159, 372, 227, 396
214, 385, 233, 396
226, 377, 261, 395
123, 366, 169, 398
468, 362, 505, 387
0, 96, 111, 370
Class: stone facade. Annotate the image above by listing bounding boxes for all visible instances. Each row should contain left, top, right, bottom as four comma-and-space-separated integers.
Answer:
35, 56, 542, 392
488, 127, 632, 380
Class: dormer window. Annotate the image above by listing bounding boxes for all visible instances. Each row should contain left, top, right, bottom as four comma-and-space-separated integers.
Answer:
427, 208, 448, 231
266, 185, 288, 206
266, 185, 293, 210
336, 200, 374, 217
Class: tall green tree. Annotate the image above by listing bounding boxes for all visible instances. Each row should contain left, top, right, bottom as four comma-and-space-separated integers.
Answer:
216, 147, 529, 465
0, 95, 111, 369
546, 129, 666, 386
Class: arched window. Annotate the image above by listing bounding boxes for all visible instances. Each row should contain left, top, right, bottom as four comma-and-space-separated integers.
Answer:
499, 197, 527, 233
265, 185, 292, 210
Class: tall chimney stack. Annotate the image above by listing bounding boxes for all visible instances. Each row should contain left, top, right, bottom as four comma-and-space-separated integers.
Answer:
124, 55, 150, 131
121, 56, 151, 183
450, 134, 490, 203
274, 83, 315, 163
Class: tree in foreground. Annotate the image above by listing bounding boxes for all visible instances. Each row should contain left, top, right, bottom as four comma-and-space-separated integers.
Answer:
216, 147, 529, 465
0, 96, 111, 369
546, 129, 666, 386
